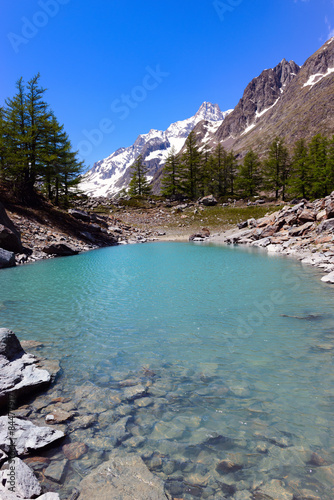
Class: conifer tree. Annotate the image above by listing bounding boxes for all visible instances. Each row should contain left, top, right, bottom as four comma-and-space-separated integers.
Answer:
288, 139, 309, 198
308, 134, 328, 198
264, 137, 290, 200
25, 73, 51, 196
128, 155, 152, 196
181, 131, 203, 199
327, 136, 334, 192
2, 74, 83, 205
0, 107, 6, 180
161, 148, 182, 197
227, 150, 237, 196
4, 77, 30, 197
236, 150, 262, 197
212, 142, 227, 197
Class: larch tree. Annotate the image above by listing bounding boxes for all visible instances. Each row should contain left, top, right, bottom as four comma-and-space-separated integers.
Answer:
236, 150, 262, 197
128, 155, 152, 196
264, 137, 290, 200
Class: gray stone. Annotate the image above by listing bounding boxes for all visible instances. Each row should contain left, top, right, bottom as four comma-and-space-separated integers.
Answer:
199, 195, 218, 206
0, 225, 23, 254
0, 417, 65, 456
0, 248, 16, 269
317, 218, 334, 233
288, 222, 314, 237
68, 209, 91, 223
0, 457, 41, 498
77, 450, 171, 500
44, 458, 68, 483
0, 202, 23, 253
0, 329, 51, 409
256, 479, 293, 500
109, 416, 131, 445
123, 384, 147, 401
42, 243, 79, 256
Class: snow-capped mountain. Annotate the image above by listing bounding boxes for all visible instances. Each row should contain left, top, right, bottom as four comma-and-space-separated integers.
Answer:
79, 102, 232, 198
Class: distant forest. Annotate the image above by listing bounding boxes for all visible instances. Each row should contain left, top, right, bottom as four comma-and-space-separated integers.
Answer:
158, 131, 334, 201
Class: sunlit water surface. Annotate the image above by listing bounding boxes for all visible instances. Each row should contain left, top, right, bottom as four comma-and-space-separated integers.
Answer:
1, 242, 334, 498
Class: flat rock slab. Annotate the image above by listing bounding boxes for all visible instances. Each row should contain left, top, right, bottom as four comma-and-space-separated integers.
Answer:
0, 457, 41, 498
0, 329, 51, 410
62, 442, 87, 460
78, 450, 171, 500
0, 417, 65, 456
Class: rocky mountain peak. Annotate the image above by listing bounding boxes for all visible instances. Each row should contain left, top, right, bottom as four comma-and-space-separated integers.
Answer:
215, 58, 300, 141
194, 102, 225, 121
301, 36, 334, 83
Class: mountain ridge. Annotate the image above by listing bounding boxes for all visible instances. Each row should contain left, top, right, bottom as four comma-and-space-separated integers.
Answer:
80, 38, 334, 198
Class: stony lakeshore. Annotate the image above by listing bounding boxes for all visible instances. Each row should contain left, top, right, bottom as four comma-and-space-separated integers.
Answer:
206, 192, 334, 285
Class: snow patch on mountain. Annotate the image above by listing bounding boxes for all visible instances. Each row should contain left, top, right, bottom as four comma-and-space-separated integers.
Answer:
303, 67, 334, 88
80, 102, 232, 197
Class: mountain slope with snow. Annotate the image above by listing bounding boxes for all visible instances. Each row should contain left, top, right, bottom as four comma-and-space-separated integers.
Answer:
192, 37, 334, 158
79, 102, 232, 198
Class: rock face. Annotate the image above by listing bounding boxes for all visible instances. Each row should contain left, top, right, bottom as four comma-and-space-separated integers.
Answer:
78, 450, 170, 500
0, 248, 16, 269
189, 38, 334, 164
0, 329, 51, 411
215, 58, 300, 141
0, 417, 65, 455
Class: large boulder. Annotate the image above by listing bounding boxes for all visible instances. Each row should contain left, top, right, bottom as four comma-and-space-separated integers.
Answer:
42, 243, 79, 257
78, 450, 170, 500
0, 202, 23, 253
0, 417, 65, 455
317, 218, 334, 233
0, 329, 51, 410
325, 197, 334, 219
198, 195, 218, 206
0, 226, 23, 254
68, 209, 91, 223
0, 248, 16, 269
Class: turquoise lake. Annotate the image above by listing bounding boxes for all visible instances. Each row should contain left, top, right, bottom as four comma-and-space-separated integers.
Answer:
1, 242, 334, 498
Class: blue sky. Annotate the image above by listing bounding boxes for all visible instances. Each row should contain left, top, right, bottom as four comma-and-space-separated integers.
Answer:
1, 0, 334, 171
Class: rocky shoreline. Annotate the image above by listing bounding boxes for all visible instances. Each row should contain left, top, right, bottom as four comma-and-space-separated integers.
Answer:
207, 192, 334, 285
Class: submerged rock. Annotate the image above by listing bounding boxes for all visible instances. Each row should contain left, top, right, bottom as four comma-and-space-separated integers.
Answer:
77, 449, 171, 500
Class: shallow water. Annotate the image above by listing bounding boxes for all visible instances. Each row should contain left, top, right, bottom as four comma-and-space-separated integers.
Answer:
1, 242, 334, 498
